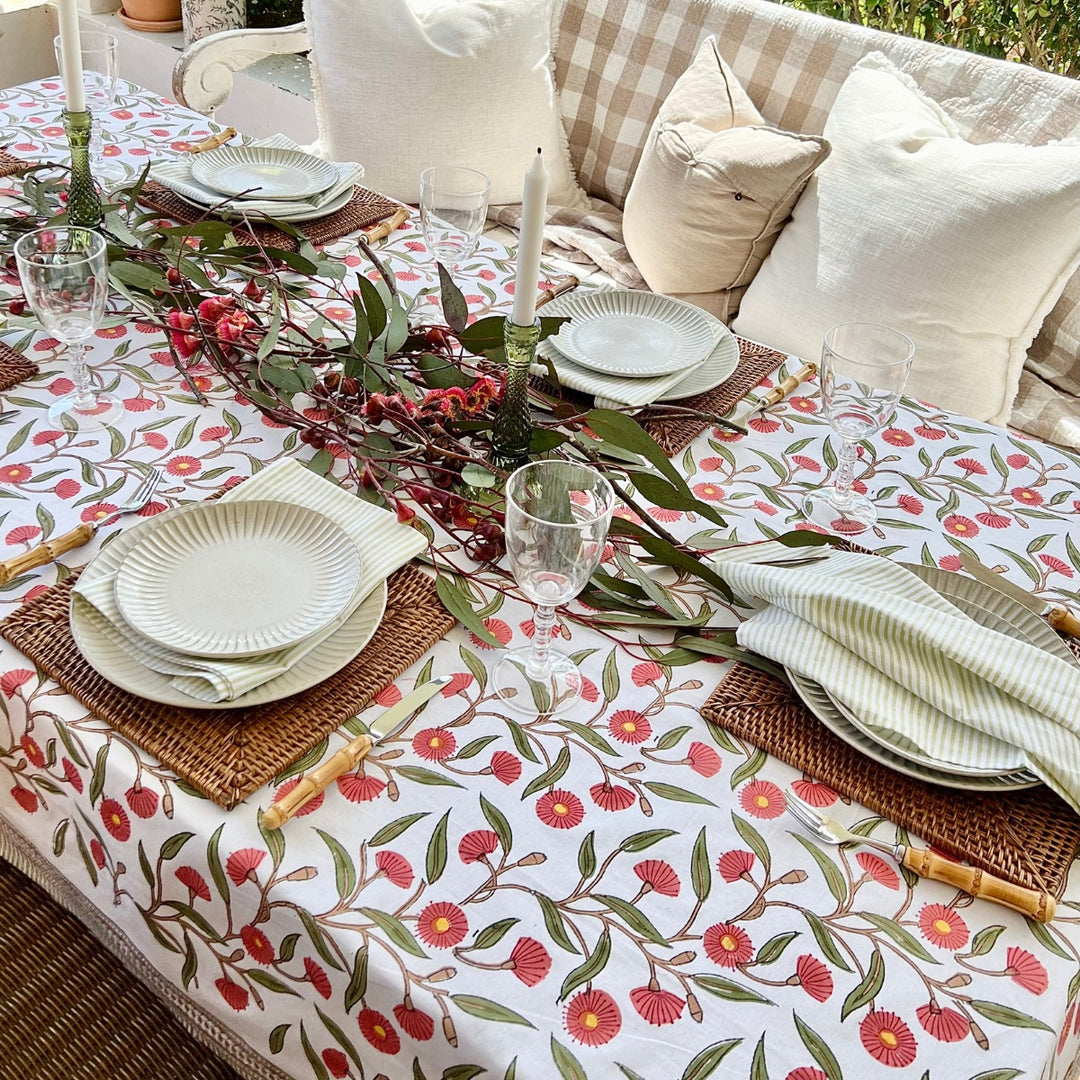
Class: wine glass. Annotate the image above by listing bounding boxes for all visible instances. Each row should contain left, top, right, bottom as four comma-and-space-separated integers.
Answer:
14, 227, 122, 430
54, 31, 121, 181
494, 460, 615, 715
801, 322, 915, 534
416, 165, 491, 322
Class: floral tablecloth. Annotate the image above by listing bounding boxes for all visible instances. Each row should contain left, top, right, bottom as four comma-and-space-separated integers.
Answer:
3, 79, 1080, 1080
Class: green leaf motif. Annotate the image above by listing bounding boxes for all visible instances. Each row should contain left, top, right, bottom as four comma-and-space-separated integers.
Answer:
840, 949, 885, 1021
656, 725, 692, 751
732, 813, 771, 878
278, 933, 300, 963
359, 907, 428, 959
427, 810, 450, 884
729, 747, 768, 789
750, 1033, 768, 1080
793, 1012, 843, 1080
856, 912, 939, 964
299, 1021, 331, 1080
248, 969, 301, 996
522, 746, 572, 799
792, 834, 847, 904
642, 781, 715, 806
968, 999, 1054, 1032
692, 974, 774, 1006
368, 812, 429, 848
181, 933, 198, 990
965, 1072, 1022, 1080
680, 1039, 742, 1080
560, 719, 619, 756
443, 1066, 485, 1080
754, 931, 799, 966
158, 831, 194, 861
1025, 915, 1071, 960
471, 918, 520, 951
451, 995, 535, 1028
269, 1024, 290, 1055
620, 829, 678, 853
551, 1035, 588, 1080
436, 574, 501, 647
315, 828, 357, 900
315, 1004, 365, 1071
692, 826, 711, 902
560, 928, 611, 1001
481, 794, 513, 853
344, 946, 368, 1012
578, 831, 596, 879
597, 893, 670, 947
397, 765, 465, 788
535, 892, 579, 955
299, 908, 344, 971
601, 648, 620, 701
618, 1067, 647, 1080
800, 910, 851, 973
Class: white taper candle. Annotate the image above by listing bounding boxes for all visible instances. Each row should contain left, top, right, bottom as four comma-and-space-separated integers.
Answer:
56, 0, 86, 113
510, 148, 549, 327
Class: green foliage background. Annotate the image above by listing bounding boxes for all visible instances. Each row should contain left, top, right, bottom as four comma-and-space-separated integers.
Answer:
781, 0, 1078, 76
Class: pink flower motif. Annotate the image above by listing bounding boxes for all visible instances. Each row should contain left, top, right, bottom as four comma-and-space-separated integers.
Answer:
686, 741, 721, 777
393, 1001, 434, 1040
590, 782, 636, 811
165, 455, 201, 477
62, 758, 83, 793
1039, 554, 1073, 577
1012, 487, 1043, 506
321, 1048, 349, 1078
0, 464, 31, 484
142, 432, 169, 451
90, 838, 106, 867
304, 957, 332, 999
488, 751, 521, 785
914, 425, 946, 440
375, 851, 413, 888
897, 494, 924, 515
564, 989, 621, 1046
440, 672, 474, 696
703, 922, 753, 967
755, 500, 779, 516
175, 865, 211, 902
938, 554, 963, 571
692, 482, 725, 501
796, 954, 833, 1001
916, 1002, 969, 1042
536, 789, 585, 829
943, 514, 978, 538
785, 1070, 828, 1080
417, 901, 468, 948
125, 784, 158, 819
860, 1010, 917, 1067
11, 787, 38, 813
608, 709, 651, 744
31, 430, 64, 445
631, 662, 664, 686
225, 847, 265, 886
337, 773, 385, 802
508, 936, 551, 986
918, 904, 969, 949
19, 735, 44, 767
1, 670, 34, 698
790, 779, 836, 806
857, 851, 899, 889
882, 428, 914, 446
648, 506, 683, 522
789, 395, 817, 413
468, 618, 512, 650
1006, 946, 1048, 994
1006, 453, 1030, 468
717, 849, 754, 883
412, 727, 456, 761
791, 454, 821, 472
215, 977, 249, 1011
975, 510, 1011, 529
739, 779, 785, 819
199, 425, 231, 442
241, 924, 275, 964
100, 798, 130, 841
634, 860, 680, 897
373, 683, 402, 707
458, 829, 499, 864
698, 456, 727, 471
630, 985, 685, 1026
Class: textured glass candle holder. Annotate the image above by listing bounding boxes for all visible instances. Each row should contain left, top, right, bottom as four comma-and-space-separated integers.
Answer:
490, 317, 540, 472
63, 110, 103, 229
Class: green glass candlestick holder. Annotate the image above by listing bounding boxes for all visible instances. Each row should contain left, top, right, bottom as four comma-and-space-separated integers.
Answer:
490, 317, 540, 472
63, 109, 103, 230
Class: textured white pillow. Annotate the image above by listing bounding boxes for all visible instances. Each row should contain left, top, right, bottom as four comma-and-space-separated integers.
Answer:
732, 53, 1080, 426
303, 0, 587, 209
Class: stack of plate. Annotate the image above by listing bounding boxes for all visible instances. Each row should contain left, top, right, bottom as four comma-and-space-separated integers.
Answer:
786, 563, 1079, 791
70, 498, 385, 710
150, 136, 364, 223
537, 289, 740, 408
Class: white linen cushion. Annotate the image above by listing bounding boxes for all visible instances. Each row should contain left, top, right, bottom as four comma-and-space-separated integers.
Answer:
732, 52, 1080, 427
622, 37, 830, 322
303, 0, 587, 209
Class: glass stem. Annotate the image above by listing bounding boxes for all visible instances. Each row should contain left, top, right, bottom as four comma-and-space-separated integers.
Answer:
70, 344, 96, 409
526, 604, 556, 679
833, 437, 858, 503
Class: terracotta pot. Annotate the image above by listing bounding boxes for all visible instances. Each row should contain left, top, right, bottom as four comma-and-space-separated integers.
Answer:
122, 0, 182, 22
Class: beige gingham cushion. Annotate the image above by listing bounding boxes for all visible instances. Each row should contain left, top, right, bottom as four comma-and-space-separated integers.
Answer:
552, 0, 1080, 447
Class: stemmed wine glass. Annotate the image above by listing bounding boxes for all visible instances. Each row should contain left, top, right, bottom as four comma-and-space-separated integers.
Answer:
54, 31, 121, 181
14, 227, 123, 430
416, 165, 491, 322
801, 322, 915, 534
494, 460, 615, 715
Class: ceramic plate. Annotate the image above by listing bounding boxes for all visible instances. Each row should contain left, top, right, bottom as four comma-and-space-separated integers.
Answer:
115, 500, 360, 658
552, 290, 715, 377
657, 322, 740, 401
192, 145, 337, 200
72, 503, 387, 710
174, 182, 354, 223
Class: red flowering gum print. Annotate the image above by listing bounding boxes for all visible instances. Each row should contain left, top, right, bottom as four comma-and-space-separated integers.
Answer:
633, 859, 680, 897
916, 1002, 970, 1042
608, 709, 651, 744
337, 773, 385, 802
62, 758, 84, 793
856, 852, 899, 890
125, 784, 158, 819
488, 750, 521, 785
630, 984, 684, 1026
535, 788, 585, 829
508, 937, 551, 987
321, 1048, 349, 1078
631, 661, 664, 686
19, 735, 45, 768
225, 847, 265, 886
412, 727, 457, 761
739, 779, 785, 819
790, 779, 836, 807
563, 989, 621, 1046
304, 957, 332, 999
175, 865, 211, 902
703, 923, 754, 967
785, 1069, 828, 1080
273, 778, 323, 816
1, 669, 34, 698
590, 782, 636, 811
100, 797, 131, 841
917, 904, 969, 950
458, 829, 499, 864
794, 954, 833, 1002
1006, 946, 1048, 994
468, 618, 512, 650
375, 850, 413, 889
859, 1010, 917, 1067
215, 977, 249, 1011
240, 924, 275, 964
416, 901, 468, 948
90, 838, 106, 868
686, 741, 721, 777
393, 1001, 435, 1040
717, 849, 755, 883
357, 1009, 401, 1054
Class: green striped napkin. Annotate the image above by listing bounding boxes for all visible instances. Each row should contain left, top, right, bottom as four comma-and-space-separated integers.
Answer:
713, 545, 1080, 813
73, 459, 426, 703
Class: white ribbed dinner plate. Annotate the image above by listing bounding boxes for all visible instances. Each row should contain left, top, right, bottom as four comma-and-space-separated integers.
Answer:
114, 500, 360, 658
552, 290, 715, 377
657, 322, 739, 400
71, 502, 386, 709
192, 145, 337, 200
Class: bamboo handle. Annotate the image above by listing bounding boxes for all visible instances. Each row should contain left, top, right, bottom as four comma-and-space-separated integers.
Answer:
189, 127, 238, 154
364, 206, 410, 244
902, 846, 1056, 922
757, 362, 817, 410
536, 275, 580, 310
1047, 606, 1080, 639
263, 735, 374, 830
0, 522, 95, 585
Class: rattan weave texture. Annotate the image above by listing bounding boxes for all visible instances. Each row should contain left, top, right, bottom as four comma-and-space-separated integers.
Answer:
701, 659, 1080, 896
0, 340, 38, 394
0, 563, 455, 809
0, 149, 29, 178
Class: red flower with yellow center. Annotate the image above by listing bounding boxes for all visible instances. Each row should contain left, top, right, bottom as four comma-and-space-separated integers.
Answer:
738, 779, 785, 819
240, 924, 274, 965
165, 455, 201, 477
535, 788, 585, 829
788, 395, 817, 413
859, 1009, 917, 1067
917, 903, 969, 949
357, 1008, 400, 1054
692, 482, 725, 502
412, 727, 456, 761
703, 922, 753, 967
1012, 486, 1043, 505
1, 464, 31, 484
95, 325, 126, 338
943, 514, 978, 538
608, 709, 651, 744
564, 989, 621, 1046
416, 901, 468, 948
100, 797, 130, 841
882, 427, 914, 446
19, 735, 45, 768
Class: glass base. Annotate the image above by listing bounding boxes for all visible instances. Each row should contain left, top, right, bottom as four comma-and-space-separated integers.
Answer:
493, 646, 584, 716
48, 391, 124, 431
802, 487, 876, 535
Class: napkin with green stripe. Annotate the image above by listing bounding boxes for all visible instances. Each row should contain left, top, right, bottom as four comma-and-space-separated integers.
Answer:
714, 545, 1080, 812
73, 459, 426, 703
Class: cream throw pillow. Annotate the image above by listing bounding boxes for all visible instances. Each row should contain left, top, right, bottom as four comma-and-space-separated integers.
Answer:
622, 37, 830, 322
303, 0, 587, 209
733, 53, 1080, 427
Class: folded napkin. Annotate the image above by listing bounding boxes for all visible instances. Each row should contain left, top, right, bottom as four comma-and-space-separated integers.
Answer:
534, 289, 723, 409
73, 460, 427, 703
712, 545, 1080, 812
150, 134, 364, 218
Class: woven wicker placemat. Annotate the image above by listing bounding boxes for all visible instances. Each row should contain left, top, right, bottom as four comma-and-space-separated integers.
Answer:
0, 149, 31, 178
139, 181, 403, 252
700, 660, 1080, 895
0, 563, 454, 808
0, 340, 38, 394
640, 339, 788, 455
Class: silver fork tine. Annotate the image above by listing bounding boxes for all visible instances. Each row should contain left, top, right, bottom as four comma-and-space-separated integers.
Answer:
126, 467, 160, 509
785, 792, 828, 836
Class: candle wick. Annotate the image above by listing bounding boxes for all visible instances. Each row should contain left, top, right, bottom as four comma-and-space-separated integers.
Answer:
536, 147, 542, 155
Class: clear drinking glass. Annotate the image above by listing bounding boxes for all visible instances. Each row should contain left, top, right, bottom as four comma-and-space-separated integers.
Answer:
493, 460, 615, 715
54, 31, 120, 179
416, 165, 491, 321
801, 322, 915, 534
14, 227, 122, 430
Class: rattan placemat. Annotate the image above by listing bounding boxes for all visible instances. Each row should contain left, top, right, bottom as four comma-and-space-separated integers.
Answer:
701, 660, 1080, 895
0, 563, 454, 809
139, 181, 403, 251
0, 340, 38, 393
0, 149, 31, 178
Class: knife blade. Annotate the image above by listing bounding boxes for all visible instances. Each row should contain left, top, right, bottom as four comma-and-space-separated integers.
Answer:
959, 553, 1080, 639
262, 674, 453, 829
